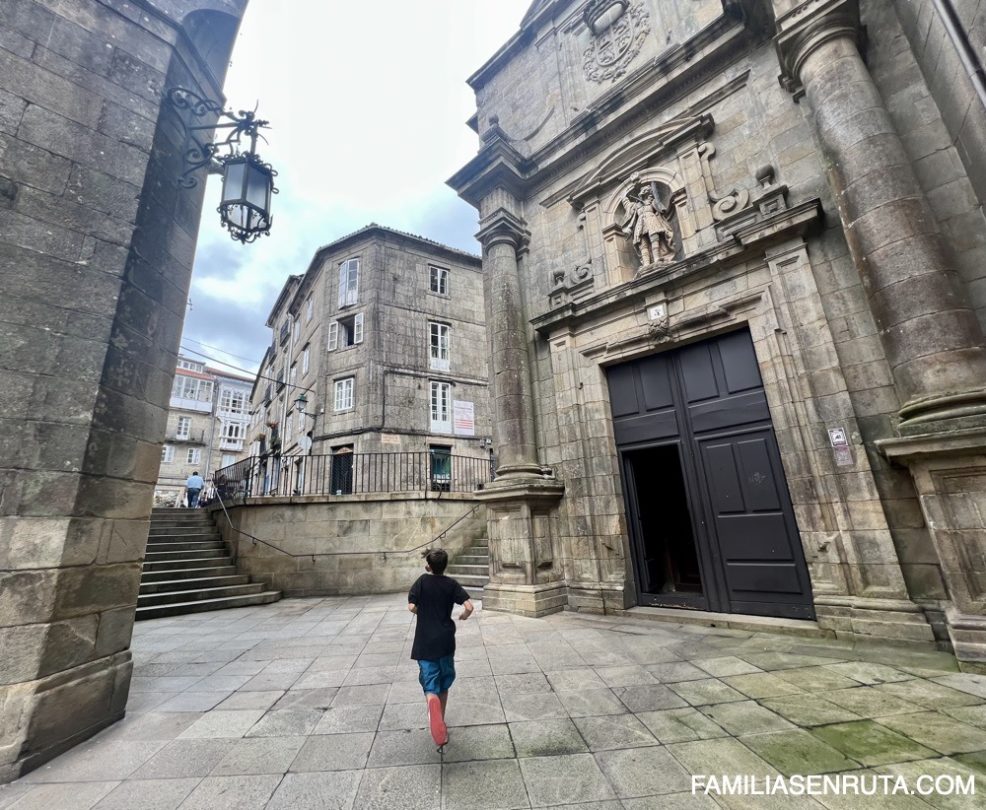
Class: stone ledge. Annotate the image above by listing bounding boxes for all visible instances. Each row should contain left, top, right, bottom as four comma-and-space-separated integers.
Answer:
624, 606, 831, 639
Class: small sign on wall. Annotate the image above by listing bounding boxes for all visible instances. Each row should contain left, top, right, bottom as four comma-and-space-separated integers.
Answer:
828, 426, 854, 467
453, 400, 475, 436
647, 303, 666, 321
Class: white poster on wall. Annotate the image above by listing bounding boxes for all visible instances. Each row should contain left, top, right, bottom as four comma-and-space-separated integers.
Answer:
453, 400, 475, 436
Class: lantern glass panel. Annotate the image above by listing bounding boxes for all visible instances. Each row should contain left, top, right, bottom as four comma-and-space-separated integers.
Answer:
246, 162, 272, 209
221, 159, 246, 205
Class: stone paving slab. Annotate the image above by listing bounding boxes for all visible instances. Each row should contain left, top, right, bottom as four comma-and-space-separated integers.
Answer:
7, 594, 986, 808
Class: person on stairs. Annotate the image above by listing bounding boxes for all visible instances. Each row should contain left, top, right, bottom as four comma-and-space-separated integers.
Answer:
185, 471, 204, 508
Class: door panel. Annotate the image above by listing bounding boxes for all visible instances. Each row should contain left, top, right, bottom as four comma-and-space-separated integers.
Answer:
608, 328, 814, 620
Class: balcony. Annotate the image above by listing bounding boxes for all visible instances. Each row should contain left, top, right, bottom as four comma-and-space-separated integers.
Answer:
167, 428, 206, 444
169, 396, 212, 413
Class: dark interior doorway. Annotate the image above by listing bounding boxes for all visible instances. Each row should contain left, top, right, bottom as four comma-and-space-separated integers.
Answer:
623, 444, 703, 603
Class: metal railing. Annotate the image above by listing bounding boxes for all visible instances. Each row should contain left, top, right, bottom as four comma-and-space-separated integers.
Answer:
212, 451, 494, 500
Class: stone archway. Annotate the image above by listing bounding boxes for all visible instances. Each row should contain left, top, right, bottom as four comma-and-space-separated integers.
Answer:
0, 1, 248, 781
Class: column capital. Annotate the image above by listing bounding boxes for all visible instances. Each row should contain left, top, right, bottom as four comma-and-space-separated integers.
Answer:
775, 0, 863, 97
476, 207, 531, 251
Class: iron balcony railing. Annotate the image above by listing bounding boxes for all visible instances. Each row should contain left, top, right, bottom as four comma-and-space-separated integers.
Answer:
212, 451, 495, 499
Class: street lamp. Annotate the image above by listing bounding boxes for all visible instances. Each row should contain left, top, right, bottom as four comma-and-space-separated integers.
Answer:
293, 392, 309, 414
168, 87, 278, 244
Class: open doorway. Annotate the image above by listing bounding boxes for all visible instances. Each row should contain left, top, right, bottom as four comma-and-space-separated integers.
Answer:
623, 444, 704, 607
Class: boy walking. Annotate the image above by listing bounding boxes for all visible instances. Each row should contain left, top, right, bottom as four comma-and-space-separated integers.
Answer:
407, 549, 474, 747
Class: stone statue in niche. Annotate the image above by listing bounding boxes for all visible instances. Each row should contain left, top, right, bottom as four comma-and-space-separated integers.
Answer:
621, 183, 675, 267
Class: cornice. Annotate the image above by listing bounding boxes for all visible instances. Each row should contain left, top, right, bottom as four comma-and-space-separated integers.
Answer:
476, 208, 531, 250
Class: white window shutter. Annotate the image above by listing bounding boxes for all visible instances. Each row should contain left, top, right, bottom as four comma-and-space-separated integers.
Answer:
338, 263, 347, 308
327, 321, 339, 351
354, 313, 364, 344
347, 261, 359, 306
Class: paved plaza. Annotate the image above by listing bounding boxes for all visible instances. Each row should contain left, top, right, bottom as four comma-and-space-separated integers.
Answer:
2, 596, 986, 809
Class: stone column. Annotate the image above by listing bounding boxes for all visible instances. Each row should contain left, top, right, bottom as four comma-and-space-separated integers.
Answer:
775, 0, 986, 660
472, 195, 565, 617
777, 0, 986, 430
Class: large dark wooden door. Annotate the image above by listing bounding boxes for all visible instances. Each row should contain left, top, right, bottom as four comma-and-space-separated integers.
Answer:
607, 329, 814, 620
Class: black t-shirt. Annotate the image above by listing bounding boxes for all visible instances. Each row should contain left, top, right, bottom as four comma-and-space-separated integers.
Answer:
408, 573, 470, 661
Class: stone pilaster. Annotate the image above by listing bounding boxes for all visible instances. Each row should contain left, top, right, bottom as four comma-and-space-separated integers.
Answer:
774, 0, 986, 660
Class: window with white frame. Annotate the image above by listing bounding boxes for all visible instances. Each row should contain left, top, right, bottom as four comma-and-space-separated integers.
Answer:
430, 381, 451, 432
338, 258, 360, 308
172, 375, 207, 400
219, 388, 246, 414
294, 317, 301, 341
177, 359, 204, 372
327, 313, 363, 350
429, 322, 450, 371
306, 295, 314, 322
290, 363, 297, 389
222, 422, 244, 440
334, 377, 355, 411
221, 454, 236, 467
430, 266, 449, 295
175, 416, 191, 439
186, 448, 202, 464
302, 344, 311, 375
161, 444, 175, 463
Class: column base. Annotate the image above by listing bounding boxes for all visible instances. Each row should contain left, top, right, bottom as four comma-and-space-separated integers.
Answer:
945, 607, 986, 663
0, 651, 132, 783
814, 595, 937, 644
482, 582, 569, 617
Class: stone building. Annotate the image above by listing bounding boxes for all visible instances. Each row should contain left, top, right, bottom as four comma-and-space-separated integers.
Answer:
0, 0, 251, 780
244, 225, 492, 492
154, 355, 252, 505
449, 0, 986, 661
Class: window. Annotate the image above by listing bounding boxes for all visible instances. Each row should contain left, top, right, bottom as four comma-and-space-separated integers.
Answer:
306, 296, 314, 322
334, 377, 355, 411
221, 454, 236, 467
429, 322, 450, 371
290, 363, 297, 389
177, 359, 204, 372
430, 266, 449, 295
175, 416, 191, 439
302, 344, 311, 375
327, 313, 363, 350
219, 388, 246, 414
187, 448, 202, 464
430, 381, 451, 432
222, 422, 244, 440
294, 317, 301, 342
338, 258, 360, 308
161, 444, 174, 463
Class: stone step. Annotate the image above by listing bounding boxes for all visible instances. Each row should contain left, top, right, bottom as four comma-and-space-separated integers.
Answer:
452, 574, 489, 587
135, 590, 282, 620
451, 558, 488, 568
146, 535, 222, 546
447, 564, 488, 574
150, 514, 214, 523
142, 556, 233, 572
138, 582, 267, 607
139, 574, 251, 594
146, 541, 226, 553
141, 565, 239, 582
149, 525, 219, 534
144, 548, 230, 560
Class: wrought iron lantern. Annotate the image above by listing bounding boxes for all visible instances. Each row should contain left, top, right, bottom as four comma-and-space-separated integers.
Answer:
168, 87, 278, 244
293, 392, 309, 413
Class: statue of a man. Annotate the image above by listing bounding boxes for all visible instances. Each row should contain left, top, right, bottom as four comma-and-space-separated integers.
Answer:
622, 185, 675, 266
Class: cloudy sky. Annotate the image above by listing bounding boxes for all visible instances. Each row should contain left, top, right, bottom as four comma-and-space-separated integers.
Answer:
180, 0, 533, 375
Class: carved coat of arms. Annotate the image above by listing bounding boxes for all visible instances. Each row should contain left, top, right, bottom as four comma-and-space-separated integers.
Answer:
582, 1, 650, 84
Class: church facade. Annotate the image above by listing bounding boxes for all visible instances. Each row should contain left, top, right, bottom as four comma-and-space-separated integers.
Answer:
450, 0, 986, 661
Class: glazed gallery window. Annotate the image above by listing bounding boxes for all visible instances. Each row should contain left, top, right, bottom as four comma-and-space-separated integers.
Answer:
219, 388, 246, 414
161, 444, 175, 463
334, 377, 355, 411
175, 416, 191, 439
172, 375, 211, 401
429, 322, 450, 371
186, 448, 201, 465
338, 258, 360, 308
430, 381, 451, 433
327, 313, 364, 350
222, 422, 244, 440
430, 265, 449, 295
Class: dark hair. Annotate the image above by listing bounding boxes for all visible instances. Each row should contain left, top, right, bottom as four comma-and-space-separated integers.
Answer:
424, 548, 448, 575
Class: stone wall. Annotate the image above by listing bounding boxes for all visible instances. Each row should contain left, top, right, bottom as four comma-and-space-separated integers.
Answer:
0, 0, 247, 781
215, 494, 487, 596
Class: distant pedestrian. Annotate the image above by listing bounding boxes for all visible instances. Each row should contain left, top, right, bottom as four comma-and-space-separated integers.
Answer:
408, 548, 473, 748
185, 471, 204, 508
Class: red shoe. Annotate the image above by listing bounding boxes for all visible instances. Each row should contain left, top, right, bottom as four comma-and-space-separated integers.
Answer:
427, 694, 447, 746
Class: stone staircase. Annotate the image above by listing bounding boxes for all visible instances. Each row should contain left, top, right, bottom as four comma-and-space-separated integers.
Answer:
446, 539, 489, 600
137, 508, 281, 620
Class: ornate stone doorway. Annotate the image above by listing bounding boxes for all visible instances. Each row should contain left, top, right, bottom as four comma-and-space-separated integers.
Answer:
608, 329, 815, 620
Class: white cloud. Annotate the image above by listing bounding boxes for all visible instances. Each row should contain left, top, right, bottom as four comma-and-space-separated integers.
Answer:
183, 0, 531, 373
